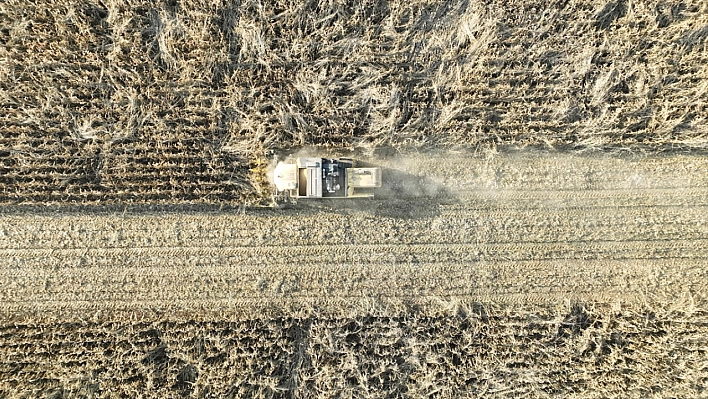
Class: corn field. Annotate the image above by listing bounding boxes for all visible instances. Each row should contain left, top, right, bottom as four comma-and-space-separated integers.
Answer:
1, 0, 707, 398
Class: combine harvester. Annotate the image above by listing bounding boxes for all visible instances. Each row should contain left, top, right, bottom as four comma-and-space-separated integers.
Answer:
273, 157, 382, 203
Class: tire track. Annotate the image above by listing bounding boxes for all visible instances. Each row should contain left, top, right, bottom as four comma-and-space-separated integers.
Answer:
0, 201, 706, 249
0, 238, 706, 261
3, 258, 704, 298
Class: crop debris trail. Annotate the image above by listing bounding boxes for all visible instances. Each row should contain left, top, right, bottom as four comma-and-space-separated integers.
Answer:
1, 152, 706, 321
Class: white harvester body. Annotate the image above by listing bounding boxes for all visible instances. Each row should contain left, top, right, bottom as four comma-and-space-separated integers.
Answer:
273, 157, 382, 199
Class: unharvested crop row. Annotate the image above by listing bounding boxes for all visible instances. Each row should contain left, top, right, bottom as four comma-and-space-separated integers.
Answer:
2, 0, 708, 203
1, 302, 706, 398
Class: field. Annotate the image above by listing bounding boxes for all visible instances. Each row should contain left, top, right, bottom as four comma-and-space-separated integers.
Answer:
1, 0, 708, 397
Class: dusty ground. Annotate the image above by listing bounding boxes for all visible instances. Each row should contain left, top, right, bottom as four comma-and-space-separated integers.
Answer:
1, 151, 706, 397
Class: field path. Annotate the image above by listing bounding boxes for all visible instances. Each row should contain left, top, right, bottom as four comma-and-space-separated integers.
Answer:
1, 152, 707, 320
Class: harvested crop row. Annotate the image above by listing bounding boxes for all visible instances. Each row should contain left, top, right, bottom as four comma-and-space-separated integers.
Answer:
1, 161, 706, 397
0, 208, 705, 248
1, 153, 706, 323
2, 257, 705, 320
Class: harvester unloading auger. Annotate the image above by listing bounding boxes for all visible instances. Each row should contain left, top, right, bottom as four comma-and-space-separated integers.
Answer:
273, 157, 382, 203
